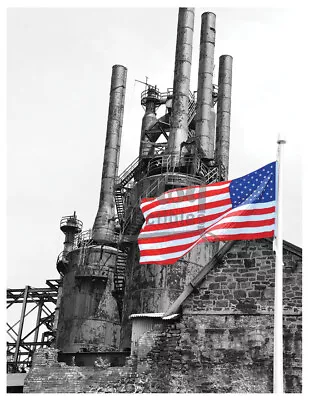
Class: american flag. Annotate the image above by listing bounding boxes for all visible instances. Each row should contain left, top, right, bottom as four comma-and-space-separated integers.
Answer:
138, 162, 277, 265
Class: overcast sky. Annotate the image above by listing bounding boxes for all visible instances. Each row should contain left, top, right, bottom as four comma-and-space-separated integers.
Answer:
6, 3, 303, 289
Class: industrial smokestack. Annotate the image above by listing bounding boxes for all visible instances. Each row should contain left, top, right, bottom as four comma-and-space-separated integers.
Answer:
167, 8, 195, 164
215, 55, 233, 179
92, 65, 127, 243
115, 82, 126, 177
195, 12, 216, 159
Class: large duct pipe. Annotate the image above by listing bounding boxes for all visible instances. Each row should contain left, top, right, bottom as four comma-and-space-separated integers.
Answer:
92, 65, 127, 243
167, 8, 195, 164
195, 12, 216, 159
215, 55, 233, 179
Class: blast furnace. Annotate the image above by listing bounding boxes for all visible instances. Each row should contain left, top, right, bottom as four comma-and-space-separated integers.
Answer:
23, 8, 302, 394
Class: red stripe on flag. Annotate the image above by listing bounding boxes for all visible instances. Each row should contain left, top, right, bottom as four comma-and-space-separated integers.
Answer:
141, 207, 233, 232
141, 185, 230, 213
200, 230, 275, 242
145, 198, 232, 220
138, 228, 207, 244
207, 218, 275, 231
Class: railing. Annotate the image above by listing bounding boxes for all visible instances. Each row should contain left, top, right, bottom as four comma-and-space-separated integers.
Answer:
60, 214, 83, 232
115, 156, 140, 187
74, 229, 93, 248
141, 86, 173, 107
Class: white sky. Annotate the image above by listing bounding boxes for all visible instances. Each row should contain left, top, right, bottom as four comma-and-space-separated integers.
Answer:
6, 2, 304, 291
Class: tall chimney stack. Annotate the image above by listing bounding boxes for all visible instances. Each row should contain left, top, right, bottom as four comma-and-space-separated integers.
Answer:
195, 12, 216, 160
92, 64, 127, 243
167, 8, 195, 164
215, 55, 233, 179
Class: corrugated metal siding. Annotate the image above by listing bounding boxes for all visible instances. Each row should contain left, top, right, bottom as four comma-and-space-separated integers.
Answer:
131, 318, 157, 353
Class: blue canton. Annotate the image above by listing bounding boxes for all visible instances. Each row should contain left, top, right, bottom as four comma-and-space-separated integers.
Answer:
230, 162, 276, 208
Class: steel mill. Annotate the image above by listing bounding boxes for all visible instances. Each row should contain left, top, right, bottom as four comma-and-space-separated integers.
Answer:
7, 8, 302, 394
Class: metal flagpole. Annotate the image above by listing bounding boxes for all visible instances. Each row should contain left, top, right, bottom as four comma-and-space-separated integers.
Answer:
273, 135, 286, 393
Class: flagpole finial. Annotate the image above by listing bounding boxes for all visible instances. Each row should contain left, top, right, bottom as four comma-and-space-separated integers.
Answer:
277, 139, 286, 145
277, 133, 286, 145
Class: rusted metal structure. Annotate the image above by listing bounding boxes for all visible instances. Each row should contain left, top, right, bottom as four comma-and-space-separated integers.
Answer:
7, 6, 234, 372
167, 8, 195, 164
215, 55, 233, 179
195, 12, 217, 160
52, 7, 233, 353
6, 280, 60, 372
92, 65, 127, 243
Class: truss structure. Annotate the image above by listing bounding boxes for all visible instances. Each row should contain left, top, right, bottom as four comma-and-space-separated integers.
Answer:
7, 279, 60, 372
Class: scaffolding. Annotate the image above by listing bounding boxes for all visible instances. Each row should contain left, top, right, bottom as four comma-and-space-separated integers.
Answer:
6, 279, 60, 372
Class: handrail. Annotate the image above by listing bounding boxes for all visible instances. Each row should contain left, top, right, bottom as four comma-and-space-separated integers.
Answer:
116, 156, 140, 186
60, 215, 83, 232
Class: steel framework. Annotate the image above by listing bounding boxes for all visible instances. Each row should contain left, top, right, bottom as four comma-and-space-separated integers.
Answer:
7, 279, 60, 372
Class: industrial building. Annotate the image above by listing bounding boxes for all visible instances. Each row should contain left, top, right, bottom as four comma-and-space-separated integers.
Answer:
7, 8, 302, 393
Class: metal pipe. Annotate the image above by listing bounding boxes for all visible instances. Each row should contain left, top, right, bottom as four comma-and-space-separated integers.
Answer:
92, 65, 127, 243
215, 55, 233, 179
167, 8, 195, 164
195, 12, 216, 159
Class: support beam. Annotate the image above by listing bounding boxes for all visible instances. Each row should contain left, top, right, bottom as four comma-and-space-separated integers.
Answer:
163, 241, 235, 318
13, 286, 29, 365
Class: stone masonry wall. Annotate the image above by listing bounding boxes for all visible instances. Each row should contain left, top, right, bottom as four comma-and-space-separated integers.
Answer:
24, 239, 302, 393
130, 239, 302, 393
24, 348, 140, 393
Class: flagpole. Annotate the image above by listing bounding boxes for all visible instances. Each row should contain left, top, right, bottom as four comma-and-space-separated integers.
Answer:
273, 135, 286, 393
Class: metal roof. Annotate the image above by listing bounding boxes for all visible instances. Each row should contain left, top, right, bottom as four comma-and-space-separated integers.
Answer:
129, 313, 179, 320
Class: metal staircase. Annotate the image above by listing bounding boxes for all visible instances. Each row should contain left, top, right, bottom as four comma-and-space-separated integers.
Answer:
114, 157, 140, 223
112, 250, 128, 320
114, 252, 127, 293
113, 250, 128, 319
188, 91, 196, 125
114, 187, 125, 222
112, 173, 169, 313
115, 156, 140, 188
196, 160, 221, 184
